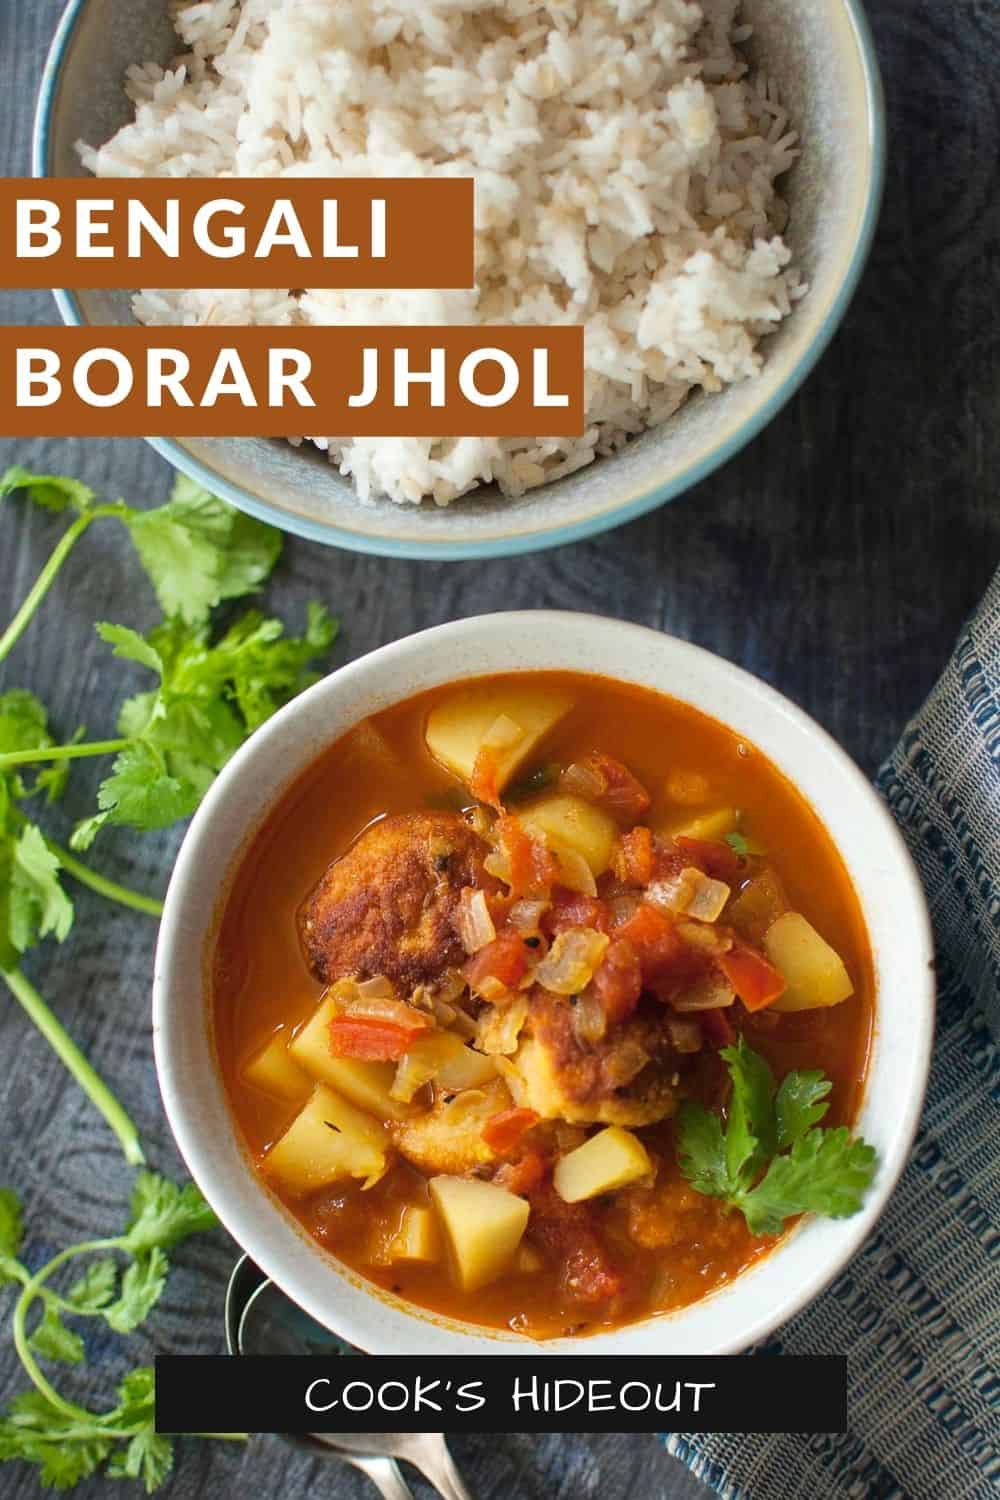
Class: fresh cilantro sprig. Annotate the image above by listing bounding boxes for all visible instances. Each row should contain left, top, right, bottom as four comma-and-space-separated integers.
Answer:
0, 1172, 243, 1492
0, 468, 281, 662
1, 467, 336, 1162
676, 1037, 878, 1236
66, 603, 334, 848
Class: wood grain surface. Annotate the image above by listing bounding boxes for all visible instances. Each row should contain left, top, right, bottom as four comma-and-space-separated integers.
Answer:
1, 1, 998, 1497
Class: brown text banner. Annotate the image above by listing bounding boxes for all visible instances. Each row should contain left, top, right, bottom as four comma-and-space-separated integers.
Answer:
0, 178, 475, 289
0, 325, 584, 437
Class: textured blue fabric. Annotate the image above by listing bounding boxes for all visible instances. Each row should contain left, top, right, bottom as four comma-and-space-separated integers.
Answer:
665, 571, 1000, 1500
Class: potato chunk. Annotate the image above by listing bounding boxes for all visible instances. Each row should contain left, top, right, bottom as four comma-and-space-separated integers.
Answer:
518, 794, 618, 876
391, 1205, 441, 1264
262, 1084, 388, 1195
553, 1126, 652, 1203
426, 683, 572, 792
429, 1176, 529, 1291
290, 995, 415, 1121
668, 807, 739, 841
243, 1032, 310, 1102
765, 912, 854, 1011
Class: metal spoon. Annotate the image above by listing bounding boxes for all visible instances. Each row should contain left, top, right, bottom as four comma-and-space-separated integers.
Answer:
224, 1255, 415, 1500
226, 1255, 476, 1500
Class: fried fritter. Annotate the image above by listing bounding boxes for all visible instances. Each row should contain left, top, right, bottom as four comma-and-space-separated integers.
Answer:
298, 811, 497, 990
504, 990, 690, 1128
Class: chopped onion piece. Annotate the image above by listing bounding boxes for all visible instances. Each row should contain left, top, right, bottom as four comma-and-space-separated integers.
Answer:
676, 920, 733, 955
455, 887, 496, 953
671, 975, 736, 1012
560, 759, 606, 803
508, 898, 549, 932
344, 993, 432, 1027
572, 987, 608, 1045
356, 975, 395, 1001
646, 870, 698, 914
476, 996, 529, 1055
534, 928, 609, 996
684, 869, 731, 923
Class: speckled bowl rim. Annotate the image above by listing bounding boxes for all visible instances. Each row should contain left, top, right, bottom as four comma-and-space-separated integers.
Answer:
33, 0, 885, 559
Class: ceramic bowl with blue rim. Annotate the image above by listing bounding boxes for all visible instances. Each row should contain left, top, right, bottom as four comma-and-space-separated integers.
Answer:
34, 0, 885, 559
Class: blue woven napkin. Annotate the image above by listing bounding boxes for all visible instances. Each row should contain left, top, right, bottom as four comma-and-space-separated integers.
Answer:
664, 569, 1000, 1500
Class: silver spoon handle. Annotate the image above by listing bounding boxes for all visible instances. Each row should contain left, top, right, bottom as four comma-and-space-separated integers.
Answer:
346, 1454, 418, 1500
404, 1435, 477, 1500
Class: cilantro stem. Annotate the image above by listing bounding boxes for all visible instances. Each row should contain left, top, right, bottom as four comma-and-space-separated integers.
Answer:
0, 738, 129, 772
11, 1236, 121, 1424
46, 840, 164, 919
1, 967, 145, 1167
0, 506, 120, 667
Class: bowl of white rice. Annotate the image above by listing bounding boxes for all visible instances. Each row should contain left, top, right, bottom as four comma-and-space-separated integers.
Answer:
35, 0, 884, 559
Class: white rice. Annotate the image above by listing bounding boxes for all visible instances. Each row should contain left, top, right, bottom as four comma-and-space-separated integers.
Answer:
82, 0, 802, 507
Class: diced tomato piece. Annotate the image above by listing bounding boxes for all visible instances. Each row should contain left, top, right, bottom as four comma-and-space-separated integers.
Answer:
496, 814, 559, 899
495, 1148, 548, 1197
717, 941, 786, 1012
591, 938, 642, 1025
528, 1182, 625, 1304
614, 825, 655, 886
616, 904, 684, 975
699, 1008, 736, 1048
328, 1015, 427, 1062
470, 745, 502, 809
482, 1107, 540, 1154
465, 930, 532, 993
615, 903, 712, 1002
676, 835, 742, 885
563, 751, 651, 825
544, 890, 610, 936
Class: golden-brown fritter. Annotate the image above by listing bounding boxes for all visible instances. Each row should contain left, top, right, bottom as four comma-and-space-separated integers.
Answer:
298, 811, 497, 990
503, 990, 692, 1127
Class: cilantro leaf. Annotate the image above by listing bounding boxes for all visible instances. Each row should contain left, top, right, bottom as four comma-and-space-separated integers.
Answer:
71, 606, 333, 846
103, 1248, 168, 1334
113, 1367, 155, 1425
675, 1101, 732, 1200
123, 1172, 217, 1254
123, 477, 282, 625
775, 1069, 832, 1149
0, 467, 95, 514
724, 831, 751, 856
720, 1036, 776, 1183
107, 1428, 174, 1493
28, 1305, 85, 1367
8, 825, 74, 953
95, 623, 164, 676
0, 690, 73, 803
0, 1388, 113, 1488
65, 1257, 118, 1313
676, 1040, 877, 1237
71, 743, 200, 851
739, 1128, 878, 1236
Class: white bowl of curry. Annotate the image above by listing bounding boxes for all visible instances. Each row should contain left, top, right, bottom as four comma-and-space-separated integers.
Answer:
153, 612, 934, 1354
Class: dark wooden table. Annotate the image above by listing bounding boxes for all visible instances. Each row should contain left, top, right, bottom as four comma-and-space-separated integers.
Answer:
2, 1, 998, 1496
